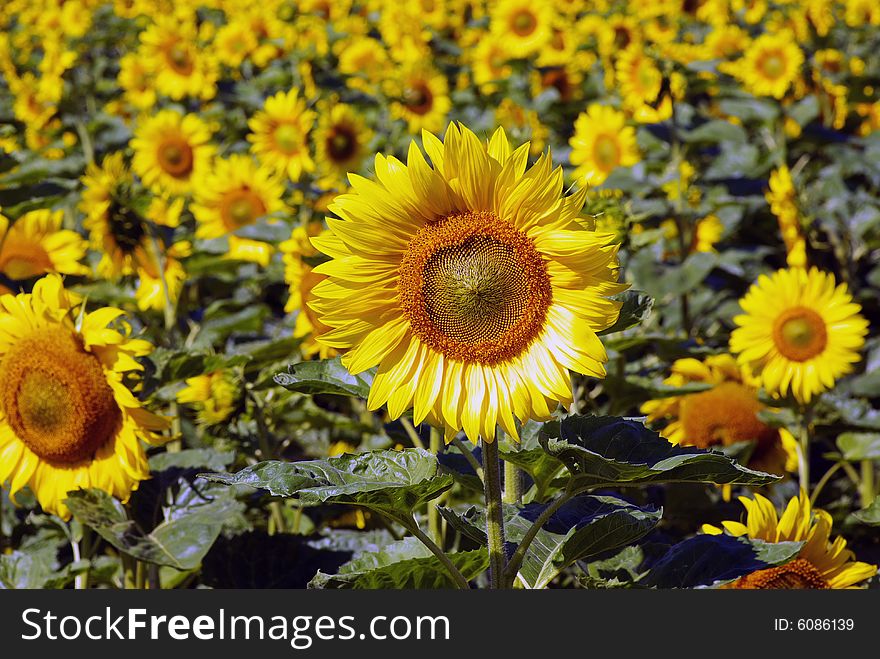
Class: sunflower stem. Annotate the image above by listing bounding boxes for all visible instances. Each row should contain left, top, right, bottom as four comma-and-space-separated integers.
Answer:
428, 427, 443, 546
399, 516, 470, 590
482, 438, 507, 589
860, 459, 875, 508
797, 407, 813, 496
399, 416, 425, 450
503, 458, 522, 505
451, 436, 483, 482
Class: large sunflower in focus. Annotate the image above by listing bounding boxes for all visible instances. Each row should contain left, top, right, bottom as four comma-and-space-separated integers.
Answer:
730, 267, 867, 404
641, 354, 798, 476
310, 124, 625, 442
131, 109, 215, 196
0, 275, 168, 518
703, 492, 876, 589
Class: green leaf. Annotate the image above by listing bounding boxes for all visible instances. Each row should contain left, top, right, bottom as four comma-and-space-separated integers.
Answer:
498, 421, 564, 500
0, 551, 56, 589
642, 535, 803, 588
598, 290, 654, 336
202, 448, 454, 520
441, 495, 660, 589
310, 537, 487, 589
274, 356, 374, 398
149, 448, 236, 473
539, 415, 780, 490
837, 433, 880, 461
64, 488, 239, 570
850, 498, 880, 526
681, 119, 747, 144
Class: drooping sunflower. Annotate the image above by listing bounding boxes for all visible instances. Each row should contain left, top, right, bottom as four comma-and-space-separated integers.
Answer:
176, 369, 239, 426
138, 15, 217, 101
280, 222, 336, 360
730, 267, 868, 404
489, 0, 555, 59
703, 492, 877, 589
247, 88, 316, 182
0, 209, 89, 280
80, 152, 152, 279
191, 154, 287, 241
387, 64, 452, 135
0, 275, 168, 518
314, 103, 373, 190
641, 354, 798, 476
310, 124, 625, 442
131, 109, 215, 196
736, 31, 804, 100
569, 104, 641, 186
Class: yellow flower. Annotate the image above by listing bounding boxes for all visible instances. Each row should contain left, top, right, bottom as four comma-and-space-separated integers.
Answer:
335, 35, 390, 94
135, 240, 191, 313
0, 209, 88, 279
703, 492, 877, 589
117, 52, 156, 111
131, 109, 215, 196
844, 0, 880, 27
469, 36, 512, 96
569, 104, 641, 186
314, 103, 373, 190
730, 267, 868, 404
641, 354, 798, 476
247, 88, 316, 182
766, 165, 807, 268
80, 152, 151, 279
138, 15, 217, 101
280, 223, 336, 360
310, 124, 625, 443
191, 154, 287, 241
176, 370, 238, 426
489, 0, 555, 58
494, 98, 548, 157
387, 64, 451, 135
615, 44, 672, 123
736, 31, 803, 100
213, 18, 258, 69
0, 275, 168, 519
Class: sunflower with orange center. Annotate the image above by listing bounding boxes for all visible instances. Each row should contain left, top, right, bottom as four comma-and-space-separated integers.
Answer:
730, 267, 868, 404
735, 31, 803, 100
489, 0, 555, 59
247, 88, 316, 182
615, 44, 673, 123
703, 492, 876, 589
0, 275, 168, 519
0, 209, 89, 280
569, 104, 641, 186
641, 354, 798, 476
387, 64, 451, 135
280, 223, 337, 360
138, 15, 217, 101
314, 103, 373, 190
131, 109, 215, 197
310, 124, 625, 443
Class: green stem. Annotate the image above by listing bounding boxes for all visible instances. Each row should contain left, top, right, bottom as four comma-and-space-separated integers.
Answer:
428, 427, 442, 546
503, 458, 522, 505
810, 462, 843, 506
399, 416, 425, 450
860, 459, 875, 508
797, 409, 813, 496
400, 517, 470, 590
503, 490, 573, 587
452, 436, 483, 482
135, 560, 146, 590
482, 439, 506, 589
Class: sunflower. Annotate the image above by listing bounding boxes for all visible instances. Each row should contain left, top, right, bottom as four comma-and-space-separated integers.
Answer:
309, 124, 625, 442
176, 370, 238, 426
80, 152, 152, 279
703, 492, 877, 589
314, 103, 373, 190
134, 240, 191, 313
641, 354, 798, 476
494, 98, 548, 157
736, 31, 803, 100
138, 15, 217, 101
730, 267, 868, 404
191, 154, 287, 241
615, 45, 673, 123
0, 209, 89, 280
569, 104, 641, 186
247, 88, 316, 182
117, 52, 156, 111
766, 165, 807, 268
280, 223, 336, 360
388, 64, 451, 135
131, 109, 215, 196
213, 18, 258, 70
489, 0, 555, 59
0, 275, 168, 519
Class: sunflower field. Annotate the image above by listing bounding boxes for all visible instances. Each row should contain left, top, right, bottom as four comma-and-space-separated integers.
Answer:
0, 0, 878, 593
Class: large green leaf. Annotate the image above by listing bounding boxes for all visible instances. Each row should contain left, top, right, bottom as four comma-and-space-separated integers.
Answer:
309, 537, 486, 589
850, 498, 880, 526
540, 415, 780, 490
203, 449, 454, 519
65, 488, 239, 571
441, 495, 661, 589
274, 356, 374, 398
837, 433, 880, 461
642, 535, 803, 588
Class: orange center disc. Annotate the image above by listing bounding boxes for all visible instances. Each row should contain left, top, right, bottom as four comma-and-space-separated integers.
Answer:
772, 306, 828, 361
